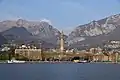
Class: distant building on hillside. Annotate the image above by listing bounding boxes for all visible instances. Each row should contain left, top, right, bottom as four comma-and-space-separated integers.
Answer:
104, 40, 120, 50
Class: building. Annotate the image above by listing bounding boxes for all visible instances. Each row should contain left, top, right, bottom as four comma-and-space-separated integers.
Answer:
60, 31, 64, 53
92, 52, 120, 62
15, 49, 42, 60
104, 40, 120, 49
89, 47, 102, 54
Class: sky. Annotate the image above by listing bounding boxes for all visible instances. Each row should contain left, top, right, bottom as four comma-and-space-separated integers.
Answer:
0, 0, 120, 34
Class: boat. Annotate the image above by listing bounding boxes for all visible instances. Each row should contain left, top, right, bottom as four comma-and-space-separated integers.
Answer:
73, 60, 80, 63
78, 60, 88, 63
7, 60, 25, 64
73, 60, 88, 63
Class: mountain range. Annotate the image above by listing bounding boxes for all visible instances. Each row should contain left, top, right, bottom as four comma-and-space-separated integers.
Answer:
0, 13, 120, 49
67, 14, 120, 49
0, 19, 61, 44
0, 19, 64, 48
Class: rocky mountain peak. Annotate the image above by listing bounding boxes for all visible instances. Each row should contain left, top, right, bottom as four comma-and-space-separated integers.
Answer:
0, 19, 63, 45
67, 13, 120, 47
40, 19, 52, 25
16, 19, 26, 27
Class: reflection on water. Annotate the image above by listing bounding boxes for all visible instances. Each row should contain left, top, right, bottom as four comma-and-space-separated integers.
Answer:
0, 63, 120, 80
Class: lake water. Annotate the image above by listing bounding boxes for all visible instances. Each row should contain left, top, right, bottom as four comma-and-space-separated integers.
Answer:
0, 63, 120, 80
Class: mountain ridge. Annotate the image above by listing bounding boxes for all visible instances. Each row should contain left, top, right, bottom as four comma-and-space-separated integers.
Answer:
0, 13, 120, 49
0, 19, 62, 45
67, 13, 120, 48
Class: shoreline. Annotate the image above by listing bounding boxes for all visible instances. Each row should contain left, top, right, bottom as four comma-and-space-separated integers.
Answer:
0, 61, 120, 64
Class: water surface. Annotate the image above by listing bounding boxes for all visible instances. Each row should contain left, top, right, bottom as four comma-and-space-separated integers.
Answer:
0, 63, 120, 80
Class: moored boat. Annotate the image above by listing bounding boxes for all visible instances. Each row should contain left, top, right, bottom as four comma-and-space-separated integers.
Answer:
7, 60, 25, 64
73, 60, 88, 63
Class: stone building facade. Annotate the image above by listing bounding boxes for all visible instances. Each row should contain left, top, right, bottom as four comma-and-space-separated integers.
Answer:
15, 49, 42, 60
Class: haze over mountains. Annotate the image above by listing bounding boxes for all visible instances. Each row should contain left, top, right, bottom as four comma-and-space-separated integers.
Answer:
0, 13, 120, 49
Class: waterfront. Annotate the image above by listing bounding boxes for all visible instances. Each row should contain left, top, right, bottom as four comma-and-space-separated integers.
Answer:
0, 63, 120, 80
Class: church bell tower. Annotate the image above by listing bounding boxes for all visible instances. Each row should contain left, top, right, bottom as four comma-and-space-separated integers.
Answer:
60, 31, 64, 53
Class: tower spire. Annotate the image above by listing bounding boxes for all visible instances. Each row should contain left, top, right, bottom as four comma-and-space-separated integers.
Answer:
60, 30, 64, 53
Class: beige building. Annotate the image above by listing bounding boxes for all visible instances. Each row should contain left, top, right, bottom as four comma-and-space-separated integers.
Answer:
15, 49, 42, 60
92, 53, 119, 62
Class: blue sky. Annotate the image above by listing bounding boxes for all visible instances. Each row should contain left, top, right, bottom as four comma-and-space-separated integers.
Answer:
0, 0, 120, 34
